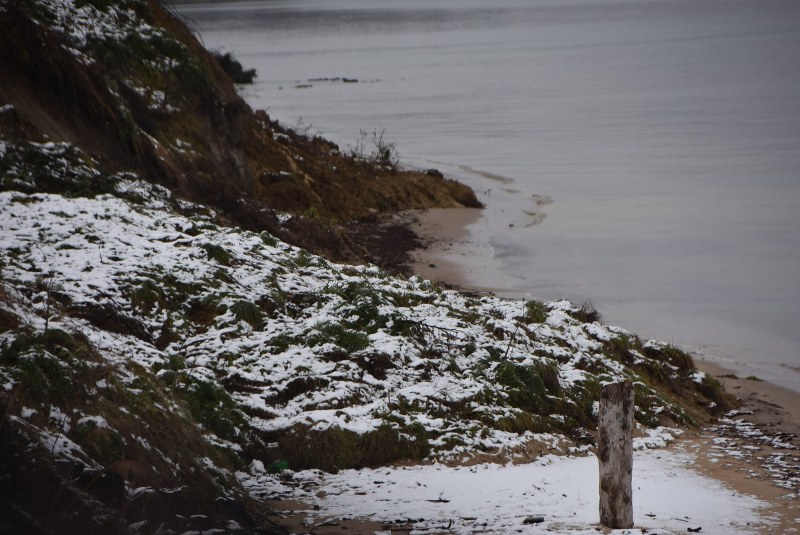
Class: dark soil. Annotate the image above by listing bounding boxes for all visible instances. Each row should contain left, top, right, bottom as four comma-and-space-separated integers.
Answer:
345, 215, 425, 276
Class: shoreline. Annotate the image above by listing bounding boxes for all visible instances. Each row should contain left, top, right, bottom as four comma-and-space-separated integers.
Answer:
691, 359, 799, 530
405, 206, 800, 404
404, 205, 799, 527
404, 207, 512, 295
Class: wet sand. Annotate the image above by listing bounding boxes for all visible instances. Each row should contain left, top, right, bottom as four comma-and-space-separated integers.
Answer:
407, 207, 510, 294
688, 360, 800, 532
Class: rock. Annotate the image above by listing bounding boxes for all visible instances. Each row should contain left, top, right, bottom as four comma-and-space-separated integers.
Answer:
211, 51, 257, 83
522, 516, 545, 525
74, 468, 126, 510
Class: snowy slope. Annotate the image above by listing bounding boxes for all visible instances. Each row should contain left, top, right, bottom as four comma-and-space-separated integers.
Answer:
1, 170, 725, 470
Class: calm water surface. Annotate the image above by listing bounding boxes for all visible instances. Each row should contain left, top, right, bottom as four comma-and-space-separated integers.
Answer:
178, 0, 800, 391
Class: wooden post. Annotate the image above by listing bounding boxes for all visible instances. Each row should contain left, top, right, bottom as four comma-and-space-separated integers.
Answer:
598, 380, 634, 529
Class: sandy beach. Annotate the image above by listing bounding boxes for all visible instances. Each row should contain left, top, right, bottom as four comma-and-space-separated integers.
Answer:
408, 207, 800, 531
407, 207, 509, 295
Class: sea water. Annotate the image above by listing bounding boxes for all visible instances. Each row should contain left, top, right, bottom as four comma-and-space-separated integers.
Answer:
177, 0, 800, 392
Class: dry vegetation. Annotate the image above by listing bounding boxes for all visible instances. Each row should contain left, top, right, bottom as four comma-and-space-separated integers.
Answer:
0, 2, 739, 534
0, 0, 480, 267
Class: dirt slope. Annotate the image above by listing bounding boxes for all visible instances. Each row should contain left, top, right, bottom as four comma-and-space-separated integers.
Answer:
0, 0, 480, 264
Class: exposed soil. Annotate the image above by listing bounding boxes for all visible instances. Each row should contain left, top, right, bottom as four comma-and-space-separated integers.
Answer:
0, 0, 481, 272
345, 213, 426, 276
267, 500, 388, 535
687, 361, 800, 531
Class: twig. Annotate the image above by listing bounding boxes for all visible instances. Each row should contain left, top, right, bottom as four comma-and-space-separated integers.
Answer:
49, 413, 69, 456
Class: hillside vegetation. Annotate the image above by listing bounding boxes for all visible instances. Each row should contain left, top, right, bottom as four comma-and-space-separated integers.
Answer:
0, 0, 732, 534
0, 0, 480, 265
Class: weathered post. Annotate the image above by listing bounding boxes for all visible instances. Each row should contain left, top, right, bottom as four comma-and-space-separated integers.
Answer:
598, 380, 634, 529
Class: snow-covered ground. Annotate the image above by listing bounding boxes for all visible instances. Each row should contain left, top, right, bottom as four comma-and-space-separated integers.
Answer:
247, 446, 774, 534
0, 183, 720, 461
1, 181, 783, 533
1, 1, 795, 533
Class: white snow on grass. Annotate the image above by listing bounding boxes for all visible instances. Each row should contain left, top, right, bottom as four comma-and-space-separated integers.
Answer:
0, 190, 706, 459
289, 449, 773, 534
3, 186, 763, 533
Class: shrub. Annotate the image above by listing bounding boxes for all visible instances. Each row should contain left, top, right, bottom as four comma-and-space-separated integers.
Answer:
1, 329, 89, 364
568, 378, 602, 427
23, 356, 72, 402
492, 410, 541, 434
603, 336, 638, 365
260, 232, 278, 248
230, 300, 265, 330
210, 51, 256, 84
306, 322, 370, 353
495, 360, 560, 414
182, 379, 244, 441
186, 294, 225, 327
201, 243, 231, 265
695, 375, 735, 415
569, 301, 601, 323
279, 422, 430, 471
130, 279, 164, 313
642, 344, 694, 374
524, 300, 547, 323
75, 420, 125, 464
350, 128, 399, 170
268, 333, 297, 354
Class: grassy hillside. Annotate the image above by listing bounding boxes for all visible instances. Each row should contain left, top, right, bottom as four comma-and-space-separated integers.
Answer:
0, 180, 731, 532
0, 0, 480, 265
0, 0, 733, 533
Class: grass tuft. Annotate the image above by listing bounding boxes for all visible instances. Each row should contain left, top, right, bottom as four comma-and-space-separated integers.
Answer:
495, 360, 560, 414
569, 301, 601, 323
130, 279, 164, 313
524, 300, 547, 323
201, 243, 231, 265
276, 422, 430, 472
230, 300, 265, 330
306, 322, 370, 353
181, 378, 244, 441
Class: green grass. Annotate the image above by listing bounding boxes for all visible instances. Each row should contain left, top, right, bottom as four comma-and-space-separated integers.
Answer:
1, 328, 90, 364
494, 360, 560, 415
230, 300, 265, 330
277, 422, 430, 472
15, 353, 73, 404
491, 410, 542, 434
260, 232, 278, 248
130, 279, 164, 313
0, 329, 89, 404
642, 344, 694, 374
201, 243, 231, 266
74, 420, 125, 464
695, 375, 734, 415
524, 300, 548, 323
267, 333, 298, 354
306, 322, 370, 353
186, 294, 225, 327
0, 141, 114, 198
181, 378, 244, 441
